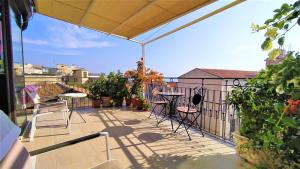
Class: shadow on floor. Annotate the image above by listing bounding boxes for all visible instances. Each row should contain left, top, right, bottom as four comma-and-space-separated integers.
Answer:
124, 119, 142, 125
138, 132, 163, 143
129, 153, 251, 169
102, 126, 134, 137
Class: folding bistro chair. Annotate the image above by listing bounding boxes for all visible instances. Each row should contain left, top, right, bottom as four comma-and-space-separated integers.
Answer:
23, 85, 70, 141
148, 87, 168, 123
175, 87, 206, 140
0, 110, 121, 169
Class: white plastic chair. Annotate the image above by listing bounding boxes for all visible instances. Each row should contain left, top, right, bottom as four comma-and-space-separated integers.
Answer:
24, 86, 70, 141
0, 110, 120, 169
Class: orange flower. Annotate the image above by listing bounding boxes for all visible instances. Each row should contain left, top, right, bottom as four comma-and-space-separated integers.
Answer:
290, 105, 298, 112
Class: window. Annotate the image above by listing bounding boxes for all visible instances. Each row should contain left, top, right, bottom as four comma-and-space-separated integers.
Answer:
10, 6, 26, 127
83, 71, 88, 78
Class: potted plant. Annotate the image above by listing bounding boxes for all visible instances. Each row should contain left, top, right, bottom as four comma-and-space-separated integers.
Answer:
142, 100, 150, 111
107, 71, 129, 106
228, 56, 300, 168
89, 74, 111, 107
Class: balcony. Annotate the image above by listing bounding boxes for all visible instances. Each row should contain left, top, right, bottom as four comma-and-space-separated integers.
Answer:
19, 78, 252, 169
22, 107, 250, 169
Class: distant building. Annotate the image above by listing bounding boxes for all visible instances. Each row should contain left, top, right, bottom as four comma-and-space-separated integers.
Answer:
24, 64, 43, 74
88, 73, 100, 83
56, 64, 76, 75
13, 63, 23, 76
265, 49, 288, 66
65, 68, 89, 84
42, 67, 58, 75
178, 68, 258, 137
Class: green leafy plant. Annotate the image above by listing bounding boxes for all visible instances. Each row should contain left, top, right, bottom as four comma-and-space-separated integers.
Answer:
88, 74, 109, 100
106, 71, 129, 106
252, 1, 300, 60
228, 55, 300, 167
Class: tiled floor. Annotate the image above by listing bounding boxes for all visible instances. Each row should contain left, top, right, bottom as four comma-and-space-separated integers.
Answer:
22, 108, 251, 169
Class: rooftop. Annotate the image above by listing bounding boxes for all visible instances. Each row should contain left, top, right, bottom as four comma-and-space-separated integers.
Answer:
22, 108, 251, 169
180, 68, 258, 79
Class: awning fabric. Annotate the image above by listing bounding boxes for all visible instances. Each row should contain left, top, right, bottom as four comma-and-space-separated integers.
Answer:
34, 0, 217, 39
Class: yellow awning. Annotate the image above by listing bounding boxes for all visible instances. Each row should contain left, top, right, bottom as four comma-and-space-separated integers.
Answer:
34, 0, 218, 39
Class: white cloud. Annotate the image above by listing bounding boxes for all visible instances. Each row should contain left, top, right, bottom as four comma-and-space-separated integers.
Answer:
23, 39, 49, 45
24, 23, 115, 49
32, 49, 83, 56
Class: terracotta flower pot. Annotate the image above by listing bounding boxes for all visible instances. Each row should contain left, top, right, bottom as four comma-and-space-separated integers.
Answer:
232, 132, 288, 168
131, 98, 138, 108
92, 99, 101, 108
101, 96, 112, 107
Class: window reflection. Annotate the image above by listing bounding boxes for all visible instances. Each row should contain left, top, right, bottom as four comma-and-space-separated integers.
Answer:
10, 7, 26, 127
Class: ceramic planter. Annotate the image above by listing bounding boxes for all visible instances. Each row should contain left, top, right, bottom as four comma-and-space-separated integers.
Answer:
101, 96, 112, 107
232, 132, 290, 169
92, 99, 101, 108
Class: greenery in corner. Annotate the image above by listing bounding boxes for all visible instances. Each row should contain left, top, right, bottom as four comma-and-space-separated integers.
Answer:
229, 1, 300, 168
252, 0, 300, 60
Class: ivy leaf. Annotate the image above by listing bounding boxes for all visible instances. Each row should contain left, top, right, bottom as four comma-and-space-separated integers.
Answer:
278, 36, 285, 46
273, 12, 283, 20
273, 9, 281, 13
281, 3, 290, 11
284, 24, 289, 30
265, 27, 278, 39
277, 20, 285, 29
261, 38, 273, 51
268, 49, 281, 60
294, 1, 300, 8
264, 18, 274, 25
287, 76, 300, 88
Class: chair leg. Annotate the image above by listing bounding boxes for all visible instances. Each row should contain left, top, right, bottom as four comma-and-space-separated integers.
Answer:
148, 104, 157, 118
186, 113, 204, 137
156, 105, 168, 126
174, 112, 188, 133
30, 114, 37, 142
155, 105, 166, 124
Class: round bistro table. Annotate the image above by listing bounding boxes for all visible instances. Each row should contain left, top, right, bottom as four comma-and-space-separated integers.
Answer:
58, 93, 87, 126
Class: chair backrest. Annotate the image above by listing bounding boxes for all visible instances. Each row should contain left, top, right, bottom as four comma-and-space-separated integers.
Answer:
0, 110, 33, 169
188, 87, 206, 108
24, 85, 40, 104
151, 88, 159, 97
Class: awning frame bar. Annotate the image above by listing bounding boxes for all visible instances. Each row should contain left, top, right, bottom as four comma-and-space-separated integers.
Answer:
79, 0, 96, 27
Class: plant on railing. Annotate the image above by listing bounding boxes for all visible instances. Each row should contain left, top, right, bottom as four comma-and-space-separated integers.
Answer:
229, 1, 300, 168
125, 58, 164, 108
228, 39, 300, 169
252, 1, 300, 60
144, 68, 164, 85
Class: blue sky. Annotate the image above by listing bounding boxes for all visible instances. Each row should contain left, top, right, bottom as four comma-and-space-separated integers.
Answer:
23, 0, 300, 77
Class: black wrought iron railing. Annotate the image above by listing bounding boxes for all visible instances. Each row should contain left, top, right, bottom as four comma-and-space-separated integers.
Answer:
145, 77, 246, 143
26, 78, 247, 143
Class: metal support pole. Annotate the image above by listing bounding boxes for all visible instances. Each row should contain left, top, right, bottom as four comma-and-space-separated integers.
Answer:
142, 44, 145, 74
142, 44, 146, 98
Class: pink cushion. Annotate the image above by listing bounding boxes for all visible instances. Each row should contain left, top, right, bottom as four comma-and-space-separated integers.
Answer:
0, 140, 33, 169
0, 110, 21, 160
